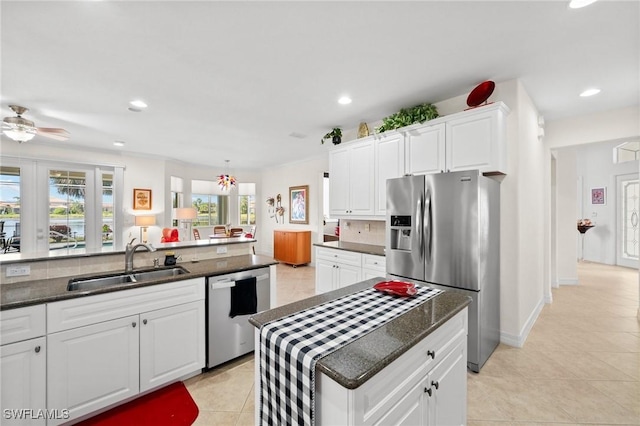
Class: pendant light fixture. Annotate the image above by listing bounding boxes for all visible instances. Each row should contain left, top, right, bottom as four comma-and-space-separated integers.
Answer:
217, 159, 237, 191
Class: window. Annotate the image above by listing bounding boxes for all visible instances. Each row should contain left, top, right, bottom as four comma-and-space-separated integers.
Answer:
192, 194, 229, 226
0, 157, 122, 256
238, 182, 256, 225
0, 166, 21, 252
239, 195, 256, 225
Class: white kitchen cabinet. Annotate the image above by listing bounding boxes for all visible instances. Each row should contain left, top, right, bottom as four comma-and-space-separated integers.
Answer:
47, 315, 140, 425
329, 139, 375, 218
404, 123, 446, 176
375, 132, 405, 216
362, 254, 386, 280
139, 301, 205, 392
445, 102, 509, 174
0, 305, 47, 426
0, 337, 47, 426
316, 308, 468, 426
46, 278, 206, 425
315, 247, 362, 294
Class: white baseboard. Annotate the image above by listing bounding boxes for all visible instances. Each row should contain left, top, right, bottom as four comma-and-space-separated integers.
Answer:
500, 297, 545, 348
557, 277, 579, 286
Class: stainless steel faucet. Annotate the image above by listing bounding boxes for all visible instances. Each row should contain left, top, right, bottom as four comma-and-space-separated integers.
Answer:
125, 238, 157, 273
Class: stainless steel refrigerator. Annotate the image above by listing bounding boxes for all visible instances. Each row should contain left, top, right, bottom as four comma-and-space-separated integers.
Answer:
386, 170, 500, 372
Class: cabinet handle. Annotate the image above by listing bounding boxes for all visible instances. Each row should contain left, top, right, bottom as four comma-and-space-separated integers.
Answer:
34, 345, 41, 353
132, 322, 137, 328
424, 387, 432, 396
431, 380, 439, 390
143, 319, 148, 325
427, 350, 435, 359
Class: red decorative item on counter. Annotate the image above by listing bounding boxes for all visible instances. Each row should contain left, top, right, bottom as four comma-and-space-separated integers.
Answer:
374, 280, 417, 297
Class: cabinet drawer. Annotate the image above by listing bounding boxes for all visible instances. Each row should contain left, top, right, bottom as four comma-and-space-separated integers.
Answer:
47, 278, 205, 333
316, 247, 362, 267
362, 254, 385, 273
0, 305, 46, 346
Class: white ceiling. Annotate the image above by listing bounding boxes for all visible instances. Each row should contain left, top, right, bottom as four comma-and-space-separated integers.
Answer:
1, 1, 638, 170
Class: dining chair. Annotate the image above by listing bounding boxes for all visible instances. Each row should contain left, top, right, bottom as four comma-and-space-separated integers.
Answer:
229, 227, 243, 237
213, 226, 226, 236
193, 229, 201, 240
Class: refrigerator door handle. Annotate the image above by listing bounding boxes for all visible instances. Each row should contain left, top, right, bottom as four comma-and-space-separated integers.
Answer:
416, 195, 423, 260
425, 189, 432, 261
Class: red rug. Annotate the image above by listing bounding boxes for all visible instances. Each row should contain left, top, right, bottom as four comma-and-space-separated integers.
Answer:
76, 382, 199, 426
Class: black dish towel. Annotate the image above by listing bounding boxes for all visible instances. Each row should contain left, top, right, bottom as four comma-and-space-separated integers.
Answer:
229, 277, 257, 318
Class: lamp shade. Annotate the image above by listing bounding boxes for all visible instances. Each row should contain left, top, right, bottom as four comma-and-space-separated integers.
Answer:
174, 207, 197, 220
135, 215, 156, 226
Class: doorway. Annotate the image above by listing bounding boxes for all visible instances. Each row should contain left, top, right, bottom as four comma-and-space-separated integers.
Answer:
616, 173, 639, 268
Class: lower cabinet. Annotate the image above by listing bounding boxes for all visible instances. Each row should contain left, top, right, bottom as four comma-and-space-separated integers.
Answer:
0, 337, 47, 426
316, 308, 468, 426
274, 230, 311, 266
0, 305, 47, 426
46, 278, 205, 425
315, 247, 363, 294
316, 247, 386, 294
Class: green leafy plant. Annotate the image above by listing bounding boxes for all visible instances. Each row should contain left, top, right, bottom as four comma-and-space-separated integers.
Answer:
375, 103, 439, 133
321, 127, 343, 144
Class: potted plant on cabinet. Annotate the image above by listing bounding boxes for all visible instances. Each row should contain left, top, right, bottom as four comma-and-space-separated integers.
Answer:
321, 128, 342, 145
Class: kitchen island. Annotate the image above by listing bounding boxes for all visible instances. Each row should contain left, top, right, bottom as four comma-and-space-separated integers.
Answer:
249, 277, 470, 426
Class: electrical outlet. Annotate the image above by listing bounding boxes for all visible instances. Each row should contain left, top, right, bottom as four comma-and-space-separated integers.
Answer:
217, 246, 228, 254
6, 265, 30, 277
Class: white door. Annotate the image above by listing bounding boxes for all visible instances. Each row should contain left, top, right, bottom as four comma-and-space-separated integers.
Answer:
47, 315, 139, 425
376, 133, 405, 216
316, 260, 336, 294
329, 148, 350, 216
139, 301, 205, 392
426, 340, 466, 426
349, 142, 376, 216
336, 263, 362, 289
616, 173, 639, 268
0, 338, 47, 426
405, 123, 446, 176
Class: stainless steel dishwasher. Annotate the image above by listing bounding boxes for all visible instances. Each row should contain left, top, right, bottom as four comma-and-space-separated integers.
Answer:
206, 267, 271, 368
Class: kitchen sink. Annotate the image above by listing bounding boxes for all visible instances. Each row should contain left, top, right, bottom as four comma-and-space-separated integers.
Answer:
67, 266, 190, 291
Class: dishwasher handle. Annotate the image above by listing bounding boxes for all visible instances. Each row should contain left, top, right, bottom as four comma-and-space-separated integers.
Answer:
209, 279, 235, 290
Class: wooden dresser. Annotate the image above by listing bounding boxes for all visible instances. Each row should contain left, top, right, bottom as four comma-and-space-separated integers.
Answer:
273, 230, 311, 267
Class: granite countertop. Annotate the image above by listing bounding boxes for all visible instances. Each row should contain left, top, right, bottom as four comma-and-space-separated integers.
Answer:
249, 277, 470, 389
314, 241, 385, 256
1, 254, 277, 310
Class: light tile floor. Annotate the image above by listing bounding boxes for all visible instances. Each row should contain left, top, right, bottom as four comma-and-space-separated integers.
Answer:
186, 262, 640, 425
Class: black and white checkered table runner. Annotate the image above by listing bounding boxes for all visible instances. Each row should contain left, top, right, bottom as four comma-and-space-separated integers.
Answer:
258, 285, 442, 425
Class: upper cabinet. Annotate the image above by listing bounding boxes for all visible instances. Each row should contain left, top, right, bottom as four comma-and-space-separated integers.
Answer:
329, 139, 375, 217
329, 102, 510, 219
445, 102, 509, 174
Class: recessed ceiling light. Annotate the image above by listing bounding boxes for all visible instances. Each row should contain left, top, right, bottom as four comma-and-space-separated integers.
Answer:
580, 88, 601, 97
130, 100, 148, 108
114, 141, 125, 147
569, 0, 598, 8
338, 96, 352, 105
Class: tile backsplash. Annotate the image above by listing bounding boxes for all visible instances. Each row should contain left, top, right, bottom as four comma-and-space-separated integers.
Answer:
339, 220, 385, 246
1, 243, 252, 284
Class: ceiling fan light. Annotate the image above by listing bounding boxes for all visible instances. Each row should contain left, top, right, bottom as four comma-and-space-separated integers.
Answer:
3, 129, 36, 142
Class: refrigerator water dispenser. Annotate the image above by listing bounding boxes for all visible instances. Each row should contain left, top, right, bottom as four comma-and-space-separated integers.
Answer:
389, 215, 412, 251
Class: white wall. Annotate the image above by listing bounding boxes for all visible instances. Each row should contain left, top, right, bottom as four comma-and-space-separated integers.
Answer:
256, 155, 328, 260
555, 148, 579, 284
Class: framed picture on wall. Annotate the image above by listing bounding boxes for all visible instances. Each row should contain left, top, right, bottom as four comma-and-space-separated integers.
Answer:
133, 188, 152, 210
289, 185, 309, 224
591, 187, 606, 205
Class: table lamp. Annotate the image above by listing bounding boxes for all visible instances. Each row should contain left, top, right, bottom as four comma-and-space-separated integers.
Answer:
135, 215, 156, 243
174, 208, 197, 240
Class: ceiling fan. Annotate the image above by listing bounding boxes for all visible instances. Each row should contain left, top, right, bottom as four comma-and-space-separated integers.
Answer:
2, 105, 70, 143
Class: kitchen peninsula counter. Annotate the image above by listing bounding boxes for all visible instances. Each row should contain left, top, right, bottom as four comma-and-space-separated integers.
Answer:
1, 254, 276, 310
313, 241, 385, 256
